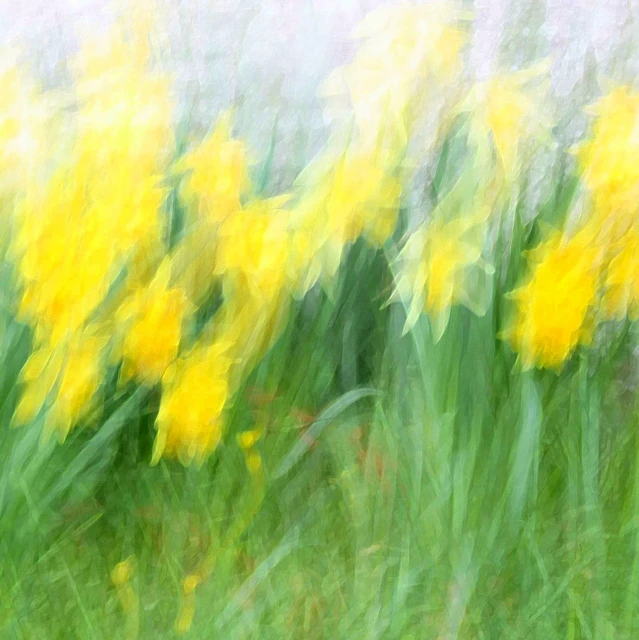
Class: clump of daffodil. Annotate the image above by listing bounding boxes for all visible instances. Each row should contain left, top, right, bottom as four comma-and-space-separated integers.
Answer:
115, 261, 192, 386
505, 226, 602, 370
153, 341, 233, 465
576, 86, 639, 242
11, 17, 174, 443
174, 110, 250, 226
395, 207, 492, 338
463, 61, 553, 183
12, 16, 173, 341
14, 328, 109, 441
323, 3, 469, 146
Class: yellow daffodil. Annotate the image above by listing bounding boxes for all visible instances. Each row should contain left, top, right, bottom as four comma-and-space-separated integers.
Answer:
505, 228, 602, 369
153, 342, 233, 465
175, 111, 250, 225
602, 228, 639, 320
396, 208, 492, 337
324, 4, 468, 143
465, 61, 553, 179
15, 330, 109, 441
577, 86, 639, 241
116, 262, 192, 386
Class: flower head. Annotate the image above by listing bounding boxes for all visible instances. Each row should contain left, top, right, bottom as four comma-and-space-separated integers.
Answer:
295, 149, 402, 280
324, 4, 468, 143
175, 111, 250, 225
153, 342, 233, 465
576, 86, 639, 239
505, 228, 602, 369
395, 209, 491, 336
116, 262, 192, 386
14, 329, 109, 441
465, 62, 553, 178
602, 228, 639, 320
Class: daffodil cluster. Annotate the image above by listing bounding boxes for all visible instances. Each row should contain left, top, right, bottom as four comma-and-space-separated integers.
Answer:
8, 0, 639, 460
1, 0, 414, 462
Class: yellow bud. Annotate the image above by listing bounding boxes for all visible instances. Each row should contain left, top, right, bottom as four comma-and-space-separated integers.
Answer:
110, 557, 134, 586
182, 574, 200, 594
237, 429, 261, 450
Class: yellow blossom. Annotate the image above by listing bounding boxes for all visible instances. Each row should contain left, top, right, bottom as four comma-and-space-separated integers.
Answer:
111, 557, 135, 586
14, 169, 117, 345
47, 332, 109, 440
14, 330, 109, 441
296, 150, 402, 280
326, 152, 401, 247
153, 343, 233, 465
215, 197, 293, 305
506, 228, 601, 369
116, 262, 191, 386
396, 209, 491, 336
602, 228, 639, 320
324, 4, 468, 143
576, 86, 639, 239
73, 23, 174, 181
175, 111, 250, 225
466, 62, 552, 177
165, 226, 218, 304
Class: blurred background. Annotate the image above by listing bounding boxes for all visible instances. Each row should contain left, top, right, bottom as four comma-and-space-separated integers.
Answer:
3, 0, 638, 186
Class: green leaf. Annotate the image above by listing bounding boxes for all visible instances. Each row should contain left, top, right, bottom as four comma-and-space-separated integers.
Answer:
274, 387, 379, 478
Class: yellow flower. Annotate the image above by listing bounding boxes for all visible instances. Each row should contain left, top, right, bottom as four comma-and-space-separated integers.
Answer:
324, 4, 468, 142
71, 21, 173, 290
296, 149, 402, 280
13, 19, 173, 345
466, 62, 552, 177
576, 86, 639, 239
602, 228, 639, 320
213, 293, 290, 393
506, 228, 601, 369
165, 226, 218, 304
102, 176, 167, 262
116, 262, 191, 386
396, 209, 491, 336
47, 332, 109, 440
14, 330, 109, 441
13, 346, 60, 428
73, 23, 173, 181
215, 198, 292, 305
175, 111, 250, 225
211, 200, 295, 382
111, 557, 135, 586
14, 169, 118, 345
327, 152, 401, 247
153, 343, 233, 465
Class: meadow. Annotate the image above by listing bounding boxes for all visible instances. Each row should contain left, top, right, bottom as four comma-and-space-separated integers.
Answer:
2, 2, 639, 638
